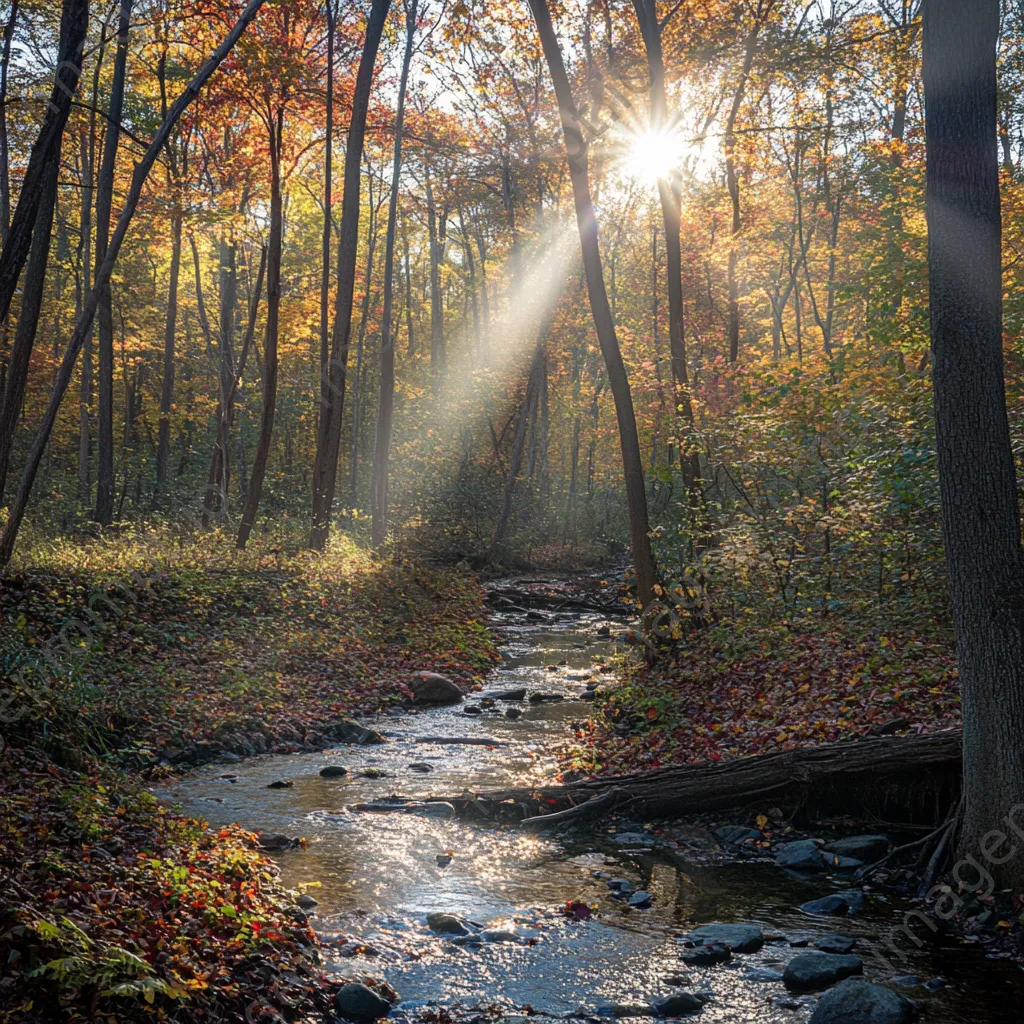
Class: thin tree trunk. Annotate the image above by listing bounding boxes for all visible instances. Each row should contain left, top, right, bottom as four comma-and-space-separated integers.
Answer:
528, 0, 657, 611
156, 204, 182, 493
402, 221, 415, 356
923, 0, 1024, 888
95, 1, 133, 526
0, 0, 268, 567
0, 0, 19, 245
426, 179, 444, 375
237, 114, 282, 548
0, 0, 87, 327
370, 0, 416, 548
309, 0, 390, 551
320, 0, 335, 411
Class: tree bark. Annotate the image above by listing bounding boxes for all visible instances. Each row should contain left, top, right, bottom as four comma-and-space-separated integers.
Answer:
319, 0, 335, 422
370, 0, 416, 548
0, 0, 19, 245
309, 0, 390, 551
527, 0, 657, 611
94, 1, 132, 526
0, 0, 268, 566
923, 0, 1024, 888
156, 204, 182, 493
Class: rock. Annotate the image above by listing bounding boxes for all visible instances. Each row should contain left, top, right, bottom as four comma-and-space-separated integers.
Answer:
776, 839, 826, 871
783, 952, 863, 992
597, 625, 612, 637
505, 708, 523, 720
359, 768, 386, 779
814, 935, 856, 954
436, 853, 452, 867
525, 610, 550, 621
921, 977, 946, 991
823, 835, 889, 861
799, 893, 861, 917
283, 905, 308, 925
257, 832, 295, 851
319, 765, 348, 777
266, 779, 293, 789
463, 705, 484, 715
651, 992, 705, 1017
891, 976, 921, 988
868, 718, 910, 737
407, 762, 433, 772
334, 982, 394, 1022
528, 692, 563, 703
808, 980, 918, 1024
715, 825, 762, 845
615, 831, 656, 846
745, 967, 785, 982
607, 878, 636, 896
332, 719, 386, 744
410, 801, 456, 819
680, 941, 731, 966
627, 890, 653, 908
409, 671, 464, 705
426, 912, 471, 936
481, 929, 519, 942
684, 923, 763, 954
484, 687, 527, 700
596, 1004, 654, 1017
580, 690, 597, 701
218, 751, 242, 763
295, 894, 319, 910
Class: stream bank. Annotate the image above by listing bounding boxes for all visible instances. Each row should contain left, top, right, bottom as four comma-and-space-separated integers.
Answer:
163, 576, 1023, 1023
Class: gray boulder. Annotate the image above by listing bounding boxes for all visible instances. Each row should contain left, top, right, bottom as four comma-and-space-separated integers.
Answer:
684, 922, 763, 953
334, 983, 394, 1022
823, 835, 889, 861
783, 952, 863, 991
409, 671, 464, 704
651, 992, 705, 1017
776, 839, 826, 871
809, 980, 918, 1024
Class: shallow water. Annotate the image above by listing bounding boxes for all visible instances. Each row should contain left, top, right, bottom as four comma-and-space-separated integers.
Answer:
161, 601, 1023, 1021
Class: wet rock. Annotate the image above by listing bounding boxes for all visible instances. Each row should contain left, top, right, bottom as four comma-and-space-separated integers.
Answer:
783, 952, 863, 991
684, 923, 764, 953
359, 768, 386, 779
218, 751, 242, 763
295, 893, 319, 910
606, 878, 636, 896
597, 625, 612, 637
891, 976, 922, 988
436, 853, 452, 867
822, 853, 864, 872
528, 692, 564, 703
505, 708, 523, 720
283, 905, 308, 926
319, 765, 348, 777
715, 825, 762, 846
408, 762, 433, 772
266, 779, 293, 789
481, 929, 519, 942
410, 801, 456, 819
745, 966, 785, 982
484, 687, 527, 700
651, 992, 705, 1016
463, 705, 484, 715
580, 690, 597, 701
808, 980, 918, 1024
426, 912, 471, 936
800, 889, 865, 917
814, 935, 857, 954
409, 671, 464, 705
680, 941, 731, 966
334, 982, 394, 1022
921, 977, 946, 991
615, 832, 656, 847
823, 835, 889, 861
596, 1004, 653, 1017
627, 890, 653, 908
525, 610, 550, 622
776, 839, 826, 871
331, 719, 386, 744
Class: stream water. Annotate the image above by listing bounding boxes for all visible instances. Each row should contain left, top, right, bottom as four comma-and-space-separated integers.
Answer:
161, 593, 1022, 1022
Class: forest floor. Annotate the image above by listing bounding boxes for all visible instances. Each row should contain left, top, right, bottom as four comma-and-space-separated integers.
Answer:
0, 532, 498, 1023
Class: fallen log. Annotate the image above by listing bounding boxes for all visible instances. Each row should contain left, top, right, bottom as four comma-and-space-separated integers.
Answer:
437, 730, 963, 828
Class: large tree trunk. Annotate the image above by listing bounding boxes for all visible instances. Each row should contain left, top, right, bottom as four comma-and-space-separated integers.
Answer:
236, 117, 282, 549
309, 0, 390, 551
94, 1, 132, 526
0, 0, 87, 327
0, 0, 19, 245
527, 0, 657, 611
319, 0, 335, 430
632, 0, 699, 494
370, 0, 416, 549
0, 0, 267, 567
923, 0, 1024, 888
0, 146, 60, 498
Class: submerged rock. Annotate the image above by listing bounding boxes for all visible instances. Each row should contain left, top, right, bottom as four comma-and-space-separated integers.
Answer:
651, 992, 706, 1016
808, 980, 918, 1024
776, 839, 826, 871
257, 832, 297, 851
331, 719, 386, 744
426, 912, 471, 936
783, 952, 863, 991
319, 764, 348, 777
334, 982, 394, 1022
266, 779, 293, 789
505, 708, 523, 720
409, 671, 464, 705
799, 890, 865, 917
684, 923, 764, 953
814, 935, 857, 954
680, 941, 731, 966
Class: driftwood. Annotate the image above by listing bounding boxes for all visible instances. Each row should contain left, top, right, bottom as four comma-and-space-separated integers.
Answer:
437, 731, 963, 827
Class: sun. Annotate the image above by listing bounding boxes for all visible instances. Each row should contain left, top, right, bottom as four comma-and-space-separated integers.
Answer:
620, 127, 691, 188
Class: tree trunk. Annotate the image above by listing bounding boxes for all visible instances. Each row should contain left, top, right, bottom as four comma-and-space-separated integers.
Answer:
156, 204, 182, 493
94, 1, 133, 526
237, 115, 282, 548
0, 0, 87, 327
923, 0, 1024, 888
309, 0, 390, 551
426, 179, 444, 375
0, 0, 268, 567
527, 0, 657, 612
0, 0, 19, 244
319, 0, 335, 421
370, 0, 416, 548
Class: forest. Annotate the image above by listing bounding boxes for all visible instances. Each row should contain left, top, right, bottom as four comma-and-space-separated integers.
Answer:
1, 0, 1023, 1021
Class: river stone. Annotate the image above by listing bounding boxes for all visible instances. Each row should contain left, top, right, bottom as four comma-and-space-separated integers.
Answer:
799, 890, 864, 917
823, 835, 890, 861
426, 912, 471, 936
776, 839, 827, 871
607, 878, 636, 896
463, 705, 484, 715
332, 719, 386, 744
651, 992, 705, 1017
715, 825, 762, 845
409, 671, 464, 705
745, 966, 785, 982
319, 765, 348, 777
484, 687, 527, 700
808, 980, 918, 1024
814, 935, 856, 954
334, 983, 393, 1022
481, 928, 519, 942
505, 708, 523, 720
680, 941, 731, 966
257, 832, 295, 851
266, 779, 293, 789
596, 1005, 653, 1017
408, 762, 434, 772
783, 952, 863, 991
628, 890, 653, 908
295, 893, 319, 910
684, 923, 764, 953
